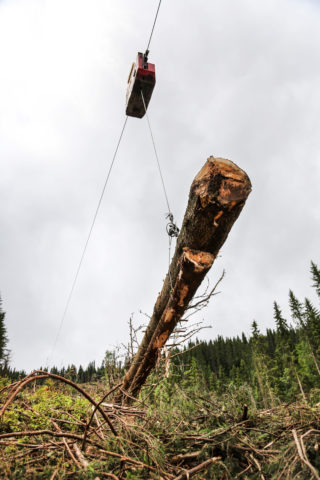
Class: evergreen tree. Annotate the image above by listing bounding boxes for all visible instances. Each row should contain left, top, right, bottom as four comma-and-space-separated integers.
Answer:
0, 295, 9, 370
272, 302, 298, 398
78, 365, 85, 383
304, 298, 320, 353
50, 366, 59, 375
251, 321, 260, 339
273, 302, 289, 336
311, 261, 320, 298
65, 364, 77, 382
250, 321, 275, 408
289, 290, 305, 328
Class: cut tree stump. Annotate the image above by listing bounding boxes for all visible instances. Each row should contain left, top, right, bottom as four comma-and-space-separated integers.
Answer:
116, 156, 252, 404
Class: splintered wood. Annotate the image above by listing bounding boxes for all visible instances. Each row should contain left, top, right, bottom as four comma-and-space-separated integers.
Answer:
117, 156, 252, 404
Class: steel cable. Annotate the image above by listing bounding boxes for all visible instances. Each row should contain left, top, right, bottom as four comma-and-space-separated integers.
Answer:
146, 0, 162, 52
140, 90, 179, 291
47, 116, 128, 365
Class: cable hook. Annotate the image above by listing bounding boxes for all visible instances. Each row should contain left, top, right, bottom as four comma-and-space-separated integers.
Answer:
166, 213, 179, 238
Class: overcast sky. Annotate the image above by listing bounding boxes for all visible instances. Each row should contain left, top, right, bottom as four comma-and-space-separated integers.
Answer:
0, 0, 319, 372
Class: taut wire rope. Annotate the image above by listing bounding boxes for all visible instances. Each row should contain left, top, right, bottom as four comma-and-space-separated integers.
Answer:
140, 91, 179, 290
146, 0, 162, 52
47, 116, 128, 366
140, 91, 171, 214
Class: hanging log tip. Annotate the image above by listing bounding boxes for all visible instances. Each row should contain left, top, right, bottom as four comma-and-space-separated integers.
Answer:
192, 156, 252, 208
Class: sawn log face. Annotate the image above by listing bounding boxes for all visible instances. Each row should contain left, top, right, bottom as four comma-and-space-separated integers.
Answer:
117, 156, 252, 404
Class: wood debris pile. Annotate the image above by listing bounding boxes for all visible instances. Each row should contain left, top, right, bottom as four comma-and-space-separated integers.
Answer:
1, 371, 320, 479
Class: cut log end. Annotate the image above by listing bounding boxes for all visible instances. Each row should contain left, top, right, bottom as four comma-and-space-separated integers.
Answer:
194, 156, 250, 183
192, 156, 252, 208
182, 248, 214, 273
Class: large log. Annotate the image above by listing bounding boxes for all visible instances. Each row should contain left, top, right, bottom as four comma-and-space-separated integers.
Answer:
117, 156, 252, 404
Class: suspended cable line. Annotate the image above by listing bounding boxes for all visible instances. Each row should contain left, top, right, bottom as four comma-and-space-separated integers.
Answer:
146, 0, 162, 52
141, 91, 171, 214
47, 116, 128, 365
141, 90, 179, 236
141, 90, 179, 290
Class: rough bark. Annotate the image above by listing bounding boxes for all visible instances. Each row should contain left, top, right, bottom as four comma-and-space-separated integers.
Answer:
130, 248, 214, 397
116, 156, 252, 404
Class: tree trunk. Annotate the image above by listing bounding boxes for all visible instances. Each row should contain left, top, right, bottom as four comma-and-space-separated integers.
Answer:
116, 156, 252, 404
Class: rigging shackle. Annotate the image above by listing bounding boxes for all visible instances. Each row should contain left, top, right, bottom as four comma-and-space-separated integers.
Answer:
166, 213, 179, 238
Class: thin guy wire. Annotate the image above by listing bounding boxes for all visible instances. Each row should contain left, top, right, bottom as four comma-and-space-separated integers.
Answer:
47, 116, 128, 365
140, 91, 171, 214
140, 90, 174, 291
146, 0, 162, 52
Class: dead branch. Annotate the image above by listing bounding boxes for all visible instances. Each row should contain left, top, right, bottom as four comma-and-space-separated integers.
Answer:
73, 442, 89, 469
51, 420, 82, 469
81, 381, 122, 450
186, 269, 225, 311
172, 456, 222, 480
171, 450, 202, 464
292, 429, 320, 480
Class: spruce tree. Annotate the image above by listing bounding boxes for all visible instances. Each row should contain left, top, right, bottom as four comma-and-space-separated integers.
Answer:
304, 298, 320, 355
272, 302, 299, 399
311, 261, 320, 298
0, 295, 9, 369
273, 302, 289, 336
251, 321, 274, 408
289, 287, 320, 377
289, 290, 305, 328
